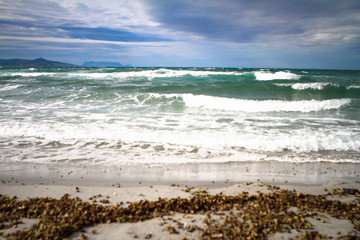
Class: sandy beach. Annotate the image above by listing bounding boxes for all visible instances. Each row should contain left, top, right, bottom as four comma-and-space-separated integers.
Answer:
1, 161, 360, 239
1, 0, 360, 237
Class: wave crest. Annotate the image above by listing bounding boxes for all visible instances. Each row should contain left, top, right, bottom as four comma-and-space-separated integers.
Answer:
254, 71, 300, 81
179, 94, 351, 112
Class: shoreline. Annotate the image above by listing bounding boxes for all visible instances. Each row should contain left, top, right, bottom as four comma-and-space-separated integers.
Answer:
1, 160, 360, 185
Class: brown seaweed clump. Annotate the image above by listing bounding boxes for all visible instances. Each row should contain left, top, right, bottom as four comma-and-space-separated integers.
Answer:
0, 187, 359, 239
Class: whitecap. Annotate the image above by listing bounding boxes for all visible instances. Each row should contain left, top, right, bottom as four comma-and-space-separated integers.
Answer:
178, 94, 351, 113
276, 82, 333, 90
0, 84, 22, 91
10, 72, 55, 77
254, 71, 300, 81
68, 68, 243, 80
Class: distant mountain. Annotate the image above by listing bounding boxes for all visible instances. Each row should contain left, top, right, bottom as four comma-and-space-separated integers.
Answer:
83, 61, 132, 67
0, 58, 77, 68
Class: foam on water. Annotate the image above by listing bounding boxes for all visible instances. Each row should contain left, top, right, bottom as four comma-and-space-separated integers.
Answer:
276, 82, 333, 90
4, 68, 244, 80
10, 72, 56, 77
68, 69, 243, 80
0, 84, 22, 91
1, 113, 359, 165
178, 94, 351, 112
254, 71, 300, 81
1, 67, 359, 166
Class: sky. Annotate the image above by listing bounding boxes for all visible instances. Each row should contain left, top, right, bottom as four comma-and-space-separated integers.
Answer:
0, 0, 359, 69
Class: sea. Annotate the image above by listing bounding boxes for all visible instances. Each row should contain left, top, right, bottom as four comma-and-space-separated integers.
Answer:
0, 67, 359, 169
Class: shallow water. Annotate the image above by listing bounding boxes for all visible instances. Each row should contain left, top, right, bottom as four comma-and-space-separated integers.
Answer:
0, 67, 359, 166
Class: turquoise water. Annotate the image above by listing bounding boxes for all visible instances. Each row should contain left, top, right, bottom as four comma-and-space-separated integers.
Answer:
0, 67, 359, 166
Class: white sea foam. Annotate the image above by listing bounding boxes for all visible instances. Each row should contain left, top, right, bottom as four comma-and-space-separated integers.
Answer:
1, 115, 359, 164
177, 94, 351, 112
5, 69, 301, 82
254, 71, 300, 81
0, 84, 22, 91
1, 68, 359, 165
276, 82, 333, 90
68, 69, 243, 80
10, 72, 56, 77
1, 95, 359, 164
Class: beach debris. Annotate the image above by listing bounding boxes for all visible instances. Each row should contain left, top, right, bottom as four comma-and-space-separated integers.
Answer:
210, 233, 223, 239
185, 224, 197, 232
163, 225, 179, 234
182, 187, 193, 193
100, 198, 110, 204
144, 233, 152, 239
330, 188, 360, 198
1, 185, 360, 239
342, 188, 360, 195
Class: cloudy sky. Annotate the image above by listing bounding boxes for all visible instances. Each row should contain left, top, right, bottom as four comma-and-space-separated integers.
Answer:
0, 0, 359, 69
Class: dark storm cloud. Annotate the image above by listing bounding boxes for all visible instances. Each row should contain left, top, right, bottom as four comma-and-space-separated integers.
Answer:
146, 0, 360, 43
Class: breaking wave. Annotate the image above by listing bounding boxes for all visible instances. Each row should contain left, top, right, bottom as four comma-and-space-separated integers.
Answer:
254, 71, 300, 81
173, 94, 351, 112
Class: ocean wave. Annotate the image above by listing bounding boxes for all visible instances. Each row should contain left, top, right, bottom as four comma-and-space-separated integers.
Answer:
9, 72, 57, 77
254, 71, 300, 81
4, 69, 303, 82
4, 68, 244, 80
0, 84, 22, 91
1, 120, 359, 164
228, 130, 360, 153
69, 69, 243, 80
177, 94, 351, 112
275, 82, 333, 90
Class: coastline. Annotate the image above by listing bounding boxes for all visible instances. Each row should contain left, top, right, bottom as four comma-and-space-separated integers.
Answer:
1, 161, 360, 239
1, 160, 359, 185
